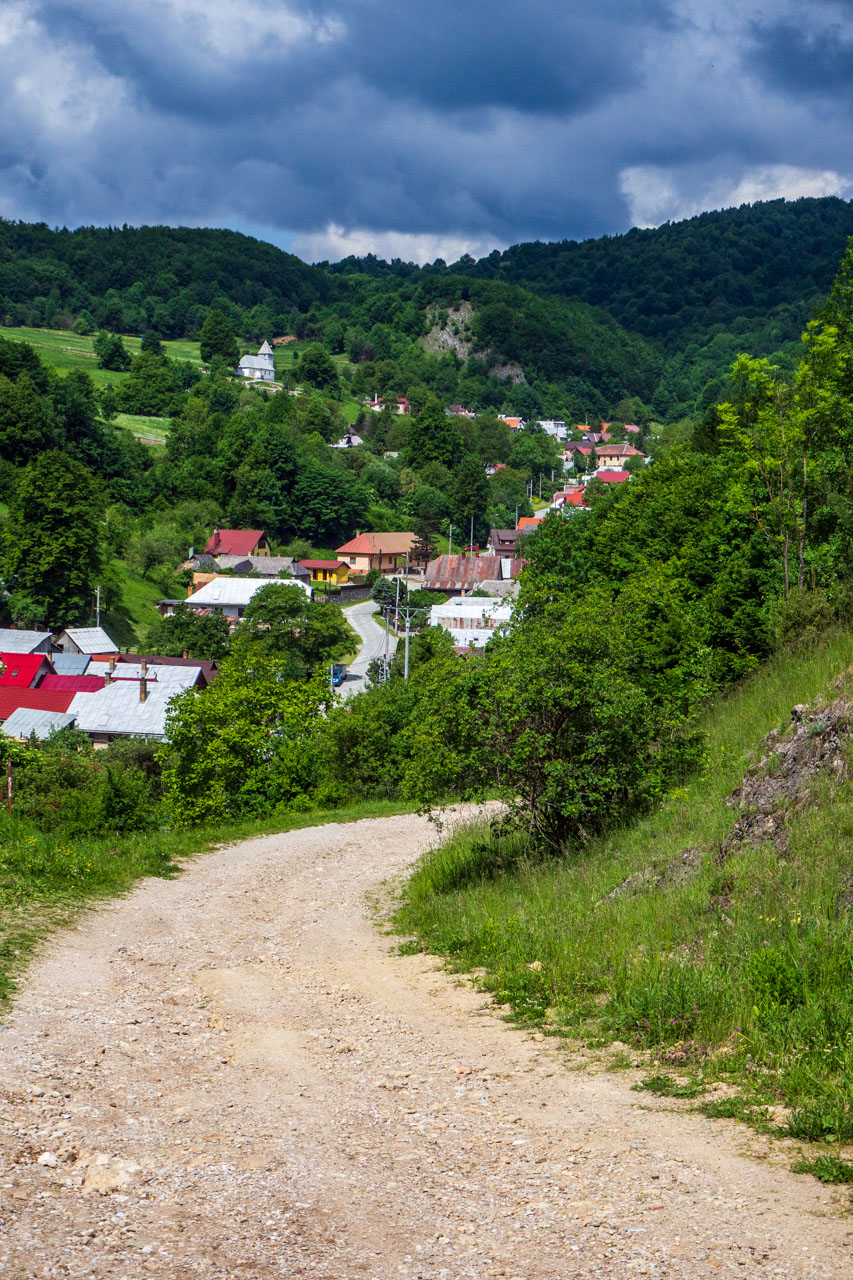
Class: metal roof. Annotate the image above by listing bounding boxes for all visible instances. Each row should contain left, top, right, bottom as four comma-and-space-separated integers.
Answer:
1, 708, 77, 740
0, 629, 51, 653
188, 577, 309, 607
40, 674, 106, 692
58, 627, 119, 654
68, 669, 201, 738
0, 688, 76, 719
52, 653, 92, 675
86, 662, 202, 684
0, 653, 50, 687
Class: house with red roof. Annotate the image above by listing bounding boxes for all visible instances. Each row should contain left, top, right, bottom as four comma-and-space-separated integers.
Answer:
498, 416, 525, 431
0, 653, 52, 688
516, 516, 544, 532
593, 470, 630, 485
299, 559, 350, 585
203, 529, 272, 557
596, 443, 646, 469
0, 687, 76, 723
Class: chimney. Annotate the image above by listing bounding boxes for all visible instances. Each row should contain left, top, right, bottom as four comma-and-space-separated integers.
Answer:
141, 659, 148, 676
139, 677, 148, 703
182, 648, 189, 660
104, 670, 112, 687
109, 655, 116, 672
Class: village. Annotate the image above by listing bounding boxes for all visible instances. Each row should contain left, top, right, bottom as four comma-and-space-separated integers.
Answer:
0, 408, 651, 744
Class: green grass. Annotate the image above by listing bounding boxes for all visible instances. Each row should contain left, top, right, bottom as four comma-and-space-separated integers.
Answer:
99, 560, 167, 649
114, 412, 171, 444
0, 798, 419, 1012
1, 325, 201, 390
791, 1155, 853, 1183
393, 628, 853, 1166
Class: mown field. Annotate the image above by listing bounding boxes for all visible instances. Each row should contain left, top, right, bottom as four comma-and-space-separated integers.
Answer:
0, 325, 202, 387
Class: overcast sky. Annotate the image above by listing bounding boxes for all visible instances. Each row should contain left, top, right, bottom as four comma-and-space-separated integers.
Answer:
1, 1, 852, 263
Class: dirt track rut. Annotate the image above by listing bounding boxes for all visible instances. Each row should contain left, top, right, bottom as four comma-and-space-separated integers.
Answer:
1, 812, 851, 1278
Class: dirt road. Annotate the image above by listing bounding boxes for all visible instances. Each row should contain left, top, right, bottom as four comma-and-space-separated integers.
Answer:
1, 812, 851, 1279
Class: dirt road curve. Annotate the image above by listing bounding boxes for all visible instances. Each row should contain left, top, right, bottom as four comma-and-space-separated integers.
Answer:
1, 813, 851, 1279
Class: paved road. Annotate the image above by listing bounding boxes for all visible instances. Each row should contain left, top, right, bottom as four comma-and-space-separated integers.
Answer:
340, 597, 397, 697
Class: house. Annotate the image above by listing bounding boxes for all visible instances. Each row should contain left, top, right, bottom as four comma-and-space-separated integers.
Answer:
563, 442, 594, 469
55, 626, 119, 655
429, 596, 514, 647
0, 687, 76, 723
236, 340, 275, 382
447, 404, 476, 418
159, 576, 311, 625
299, 559, 350, 585
547, 486, 589, 513
487, 529, 523, 555
537, 419, 568, 440
592, 469, 630, 485
516, 516, 544, 532
0, 629, 51, 654
596, 443, 645, 469
332, 431, 364, 449
52, 654, 92, 676
0, 653, 53, 687
624, 423, 642, 434
1, 707, 77, 741
68, 665, 203, 744
336, 532, 419, 576
203, 529, 272, 557
210, 555, 310, 582
424, 554, 526, 593
88, 653, 219, 689
369, 396, 410, 415
498, 416, 525, 431
580, 429, 611, 445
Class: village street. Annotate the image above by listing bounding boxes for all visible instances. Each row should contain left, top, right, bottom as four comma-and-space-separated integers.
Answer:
1, 812, 851, 1279
341, 598, 398, 697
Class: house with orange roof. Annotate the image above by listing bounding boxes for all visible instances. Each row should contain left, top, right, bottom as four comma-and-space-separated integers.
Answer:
335, 531, 419, 575
498, 416, 525, 431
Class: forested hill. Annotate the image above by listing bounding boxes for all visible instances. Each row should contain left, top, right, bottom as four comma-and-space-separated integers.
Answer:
0, 221, 331, 338
447, 197, 853, 349
329, 197, 853, 347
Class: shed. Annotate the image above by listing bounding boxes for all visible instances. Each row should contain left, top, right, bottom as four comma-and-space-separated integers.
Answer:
56, 627, 119, 655
0, 629, 51, 654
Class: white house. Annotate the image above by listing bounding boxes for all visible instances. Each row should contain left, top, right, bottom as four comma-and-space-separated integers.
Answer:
236, 340, 275, 382
537, 419, 568, 440
428, 596, 514, 648
158, 576, 312, 626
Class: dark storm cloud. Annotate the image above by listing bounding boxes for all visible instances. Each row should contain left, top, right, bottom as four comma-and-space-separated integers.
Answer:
748, 15, 853, 101
2, 1, 853, 261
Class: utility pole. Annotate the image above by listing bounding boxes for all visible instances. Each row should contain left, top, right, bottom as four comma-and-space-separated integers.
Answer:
394, 575, 400, 636
539, 475, 542, 500
469, 515, 474, 554
396, 604, 419, 679
95, 585, 100, 628
383, 606, 390, 682
448, 523, 452, 557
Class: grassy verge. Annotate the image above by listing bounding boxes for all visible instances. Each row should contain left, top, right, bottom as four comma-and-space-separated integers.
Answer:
393, 629, 853, 1174
98, 560, 165, 649
0, 798, 418, 1012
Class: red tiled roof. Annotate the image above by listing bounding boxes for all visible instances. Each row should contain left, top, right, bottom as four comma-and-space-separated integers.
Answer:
40, 674, 106, 692
516, 516, 543, 530
336, 532, 417, 556
596, 470, 630, 483
0, 653, 51, 687
558, 489, 588, 507
203, 529, 266, 556
299, 559, 348, 571
0, 688, 76, 720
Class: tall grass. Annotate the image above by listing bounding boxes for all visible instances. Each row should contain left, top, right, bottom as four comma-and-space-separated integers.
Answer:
395, 629, 853, 1148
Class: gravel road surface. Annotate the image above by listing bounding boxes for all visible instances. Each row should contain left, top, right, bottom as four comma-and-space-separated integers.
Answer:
1, 810, 851, 1279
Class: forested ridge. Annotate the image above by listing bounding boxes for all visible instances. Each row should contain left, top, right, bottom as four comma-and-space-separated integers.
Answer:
6, 197, 853, 419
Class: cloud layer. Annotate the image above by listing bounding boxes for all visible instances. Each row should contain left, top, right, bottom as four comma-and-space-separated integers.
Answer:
0, 1, 850, 261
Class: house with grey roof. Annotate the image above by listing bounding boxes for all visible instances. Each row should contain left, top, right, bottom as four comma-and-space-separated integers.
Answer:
56, 626, 119, 655
68, 665, 202, 743
1, 707, 77, 740
236, 340, 275, 382
158, 576, 311, 624
0, 629, 51, 654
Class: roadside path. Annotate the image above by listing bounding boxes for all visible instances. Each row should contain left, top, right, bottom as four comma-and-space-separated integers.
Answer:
1, 811, 851, 1278
341, 598, 396, 697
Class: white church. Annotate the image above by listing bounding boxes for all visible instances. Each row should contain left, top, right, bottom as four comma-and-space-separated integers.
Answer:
236, 339, 275, 382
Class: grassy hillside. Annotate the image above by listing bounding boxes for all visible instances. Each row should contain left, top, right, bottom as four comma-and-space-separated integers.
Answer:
396, 629, 853, 1164
0, 326, 201, 388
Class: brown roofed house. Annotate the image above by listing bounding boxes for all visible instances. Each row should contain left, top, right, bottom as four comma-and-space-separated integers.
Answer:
203, 529, 272, 557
